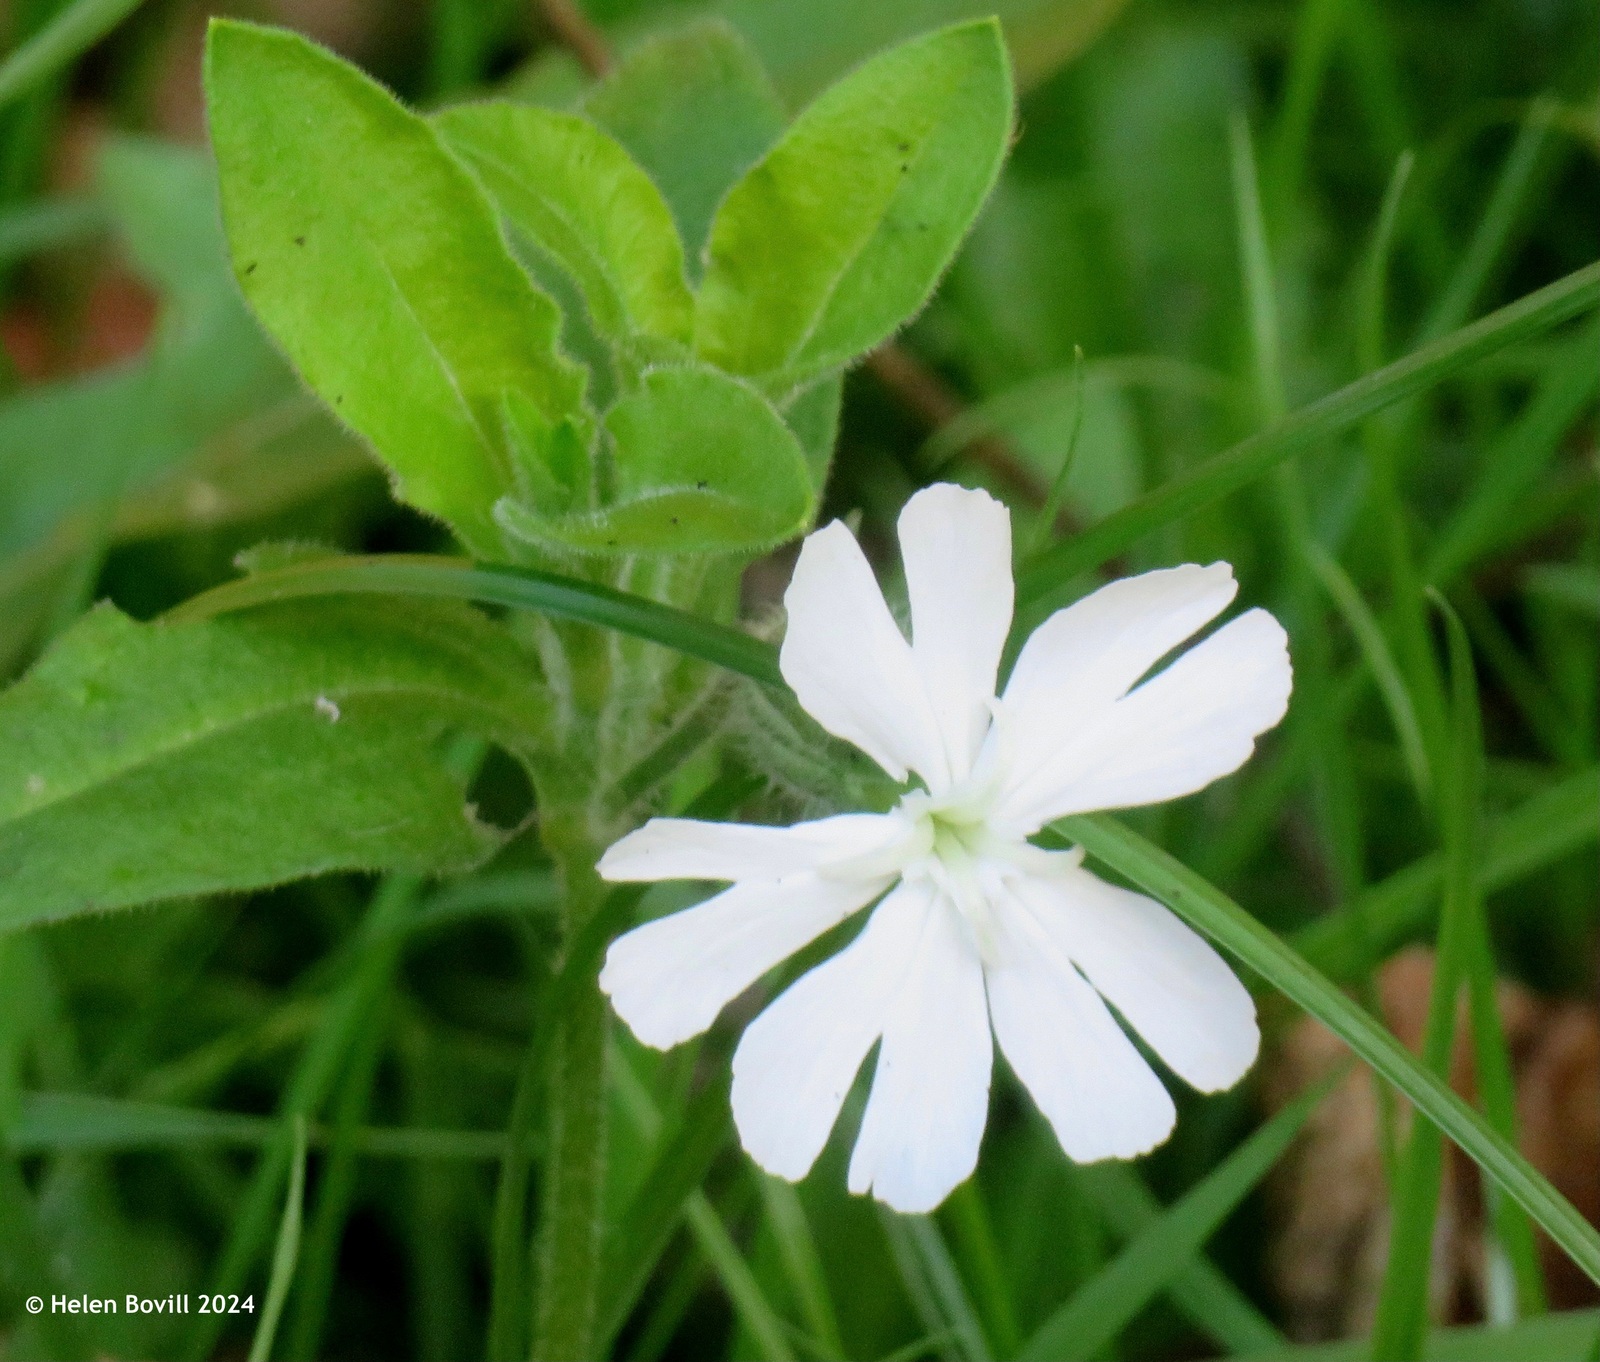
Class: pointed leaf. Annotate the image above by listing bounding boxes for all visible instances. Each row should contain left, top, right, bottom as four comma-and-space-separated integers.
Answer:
435, 102, 693, 347
0, 597, 544, 930
582, 20, 786, 268
694, 19, 1012, 388
204, 20, 586, 558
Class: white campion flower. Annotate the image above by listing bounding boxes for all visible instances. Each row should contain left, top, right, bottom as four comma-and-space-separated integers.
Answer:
599, 483, 1292, 1214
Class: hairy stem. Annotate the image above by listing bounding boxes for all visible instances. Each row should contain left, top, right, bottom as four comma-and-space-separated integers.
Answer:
531, 845, 611, 1362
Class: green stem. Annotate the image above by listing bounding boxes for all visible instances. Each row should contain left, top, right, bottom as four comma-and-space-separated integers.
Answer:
532, 848, 612, 1362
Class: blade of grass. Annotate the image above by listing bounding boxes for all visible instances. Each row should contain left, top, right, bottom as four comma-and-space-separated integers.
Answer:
1425, 327, 1599, 586
1414, 102, 1556, 347
612, 1051, 796, 1362
1435, 597, 1546, 1319
1244, 1304, 1600, 1360
1015, 259, 1600, 611
247, 1114, 308, 1362
1356, 152, 1415, 374
1076, 1163, 1286, 1356
1454, 584, 1590, 766
1020, 344, 1087, 561
1293, 763, 1598, 979
942, 1182, 1021, 1360
758, 1175, 847, 1362
281, 991, 393, 1361
166, 554, 785, 690
877, 1208, 993, 1362
597, 1064, 736, 1351
1230, 112, 1287, 425
183, 874, 422, 1362
1304, 542, 1432, 803
6, 1092, 507, 1159
485, 1007, 542, 1362
1018, 1074, 1335, 1362
0, 0, 146, 109
1055, 814, 1600, 1291
1370, 605, 1482, 1359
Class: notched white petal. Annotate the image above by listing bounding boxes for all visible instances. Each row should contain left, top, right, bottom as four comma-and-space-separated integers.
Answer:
996, 606, 1292, 829
780, 519, 949, 788
1013, 867, 1258, 1093
731, 881, 932, 1184
899, 484, 1014, 785
847, 893, 992, 1213
986, 887, 1176, 1163
599, 812, 907, 884
600, 872, 890, 1051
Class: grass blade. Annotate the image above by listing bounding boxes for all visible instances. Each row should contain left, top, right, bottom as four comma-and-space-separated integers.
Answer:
1293, 765, 1599, 980
1019, 1076, 1333, 1362
1304, 542, 1432, 803
878, 1209, 993, 1362
759, 1176, 847, 1361
598, 1066, 735, 1351
167, 554, 785, 689
248, 1114, 308, 1362
0, 0, 145, 108
1076, 1163, 1286, 1355
612, 1053, 795, 1362
1016, 259, 1600, 611
1436, 598, 1546, 1319
1415, 102, 1555, 346
1057, 814, 1600, 1291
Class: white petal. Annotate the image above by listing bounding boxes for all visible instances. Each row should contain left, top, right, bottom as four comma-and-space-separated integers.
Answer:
995, 607, 1291, 829
1015, 865, 1258, 1093
987, 884, 1175, 1162
996, 564, 1237, 816
900, 484, 1014, 784
847, 893, 992, 1212
600, 871, 891, 1050
599, 812, 907, 884
730, 880, 932, 1183
780, 519, 948, 788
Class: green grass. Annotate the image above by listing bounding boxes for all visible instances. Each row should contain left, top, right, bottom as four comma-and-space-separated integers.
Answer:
0, 0, 1596, 1360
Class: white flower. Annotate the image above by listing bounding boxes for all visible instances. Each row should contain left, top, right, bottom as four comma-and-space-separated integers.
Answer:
599, 484, 1292, 1213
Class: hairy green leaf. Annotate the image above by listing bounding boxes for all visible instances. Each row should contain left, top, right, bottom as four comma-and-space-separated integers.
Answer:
435, 102, 693, 347
694, 19, 1013, 389
0, 597, 544, 929
583, 20, 786, 268
204, 20, 586, 557
496, 366, 814, 556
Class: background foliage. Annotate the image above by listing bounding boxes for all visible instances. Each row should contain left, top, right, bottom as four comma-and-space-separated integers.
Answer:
0, 0, 1595, 1359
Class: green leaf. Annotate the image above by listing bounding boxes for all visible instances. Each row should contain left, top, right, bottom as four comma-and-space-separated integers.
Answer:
204, 19, 586, 558
582, 20, 787, 269
496, 366, 815, 556
0, 597, 544, 930
434, 101, 693, 346
693, 19, 1013, 389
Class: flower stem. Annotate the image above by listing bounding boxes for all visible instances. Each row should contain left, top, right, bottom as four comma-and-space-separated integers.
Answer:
531, 848, 611, 1362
